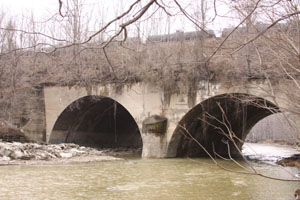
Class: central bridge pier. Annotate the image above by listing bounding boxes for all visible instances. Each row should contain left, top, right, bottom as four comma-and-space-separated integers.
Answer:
43, 80, 296, 158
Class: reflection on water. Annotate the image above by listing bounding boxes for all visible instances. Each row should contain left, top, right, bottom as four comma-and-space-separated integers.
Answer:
0, 144, 299, 200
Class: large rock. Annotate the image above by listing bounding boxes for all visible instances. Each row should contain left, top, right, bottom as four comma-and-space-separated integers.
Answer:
1, 147, 12, 157
10, 150, 24, 159
1, 156, 10, 161
59, 152, 73, 158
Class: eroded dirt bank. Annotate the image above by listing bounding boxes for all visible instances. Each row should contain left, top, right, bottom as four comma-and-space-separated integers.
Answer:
277, 154, 300, 171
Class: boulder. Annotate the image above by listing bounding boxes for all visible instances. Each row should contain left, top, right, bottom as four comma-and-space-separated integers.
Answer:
0, 156, 10, 161
59, 152, 73, 158
10, 150, 24, 160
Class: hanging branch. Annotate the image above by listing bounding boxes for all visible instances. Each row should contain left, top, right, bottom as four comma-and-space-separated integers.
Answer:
178, 110, 300, 182
58, 0, 64, 17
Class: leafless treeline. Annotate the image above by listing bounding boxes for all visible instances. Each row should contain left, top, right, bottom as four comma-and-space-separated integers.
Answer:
0, 0, 299, 123
0, 1, 299, 121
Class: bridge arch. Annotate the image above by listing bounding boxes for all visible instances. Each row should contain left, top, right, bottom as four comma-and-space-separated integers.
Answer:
48, 95, 142, 152
167, 93, 280, 158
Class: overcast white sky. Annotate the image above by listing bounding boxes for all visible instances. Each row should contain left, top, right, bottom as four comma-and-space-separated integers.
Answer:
0, 0, 232, 38
1, 0, 57, 18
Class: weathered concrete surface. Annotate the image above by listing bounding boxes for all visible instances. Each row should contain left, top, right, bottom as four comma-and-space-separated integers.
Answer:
21, 79, 300, 158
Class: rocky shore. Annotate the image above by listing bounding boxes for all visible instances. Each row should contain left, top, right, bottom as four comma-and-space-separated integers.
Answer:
0, 142, 123, 165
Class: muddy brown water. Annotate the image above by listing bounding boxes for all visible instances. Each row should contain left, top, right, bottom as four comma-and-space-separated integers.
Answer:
0, 144, 299, 200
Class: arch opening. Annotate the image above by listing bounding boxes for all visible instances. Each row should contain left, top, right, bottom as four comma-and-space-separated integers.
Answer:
167, 93, 280, 158
246, 113, 297, 145
49, 96, 142, 154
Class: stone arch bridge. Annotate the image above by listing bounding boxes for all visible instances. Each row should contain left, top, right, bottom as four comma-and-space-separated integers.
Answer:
25, 80, 298, 158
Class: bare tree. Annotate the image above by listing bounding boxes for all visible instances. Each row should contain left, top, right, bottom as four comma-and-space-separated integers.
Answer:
0, 0, 299, 182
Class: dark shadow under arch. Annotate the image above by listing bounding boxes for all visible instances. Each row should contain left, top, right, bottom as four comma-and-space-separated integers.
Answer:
49, 95, 142, 152
167, 93, 280, 158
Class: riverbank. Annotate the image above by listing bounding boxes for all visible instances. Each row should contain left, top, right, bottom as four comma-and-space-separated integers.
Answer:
0, 142, 125, 166
277, 154, 300, 171
1, 141, 299, 167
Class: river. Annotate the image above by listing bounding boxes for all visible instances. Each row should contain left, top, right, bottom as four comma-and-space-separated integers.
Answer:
0, 143, 299, 200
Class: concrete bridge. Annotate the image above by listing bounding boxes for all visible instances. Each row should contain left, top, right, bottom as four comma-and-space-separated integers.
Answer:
27, 79, 297, 158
